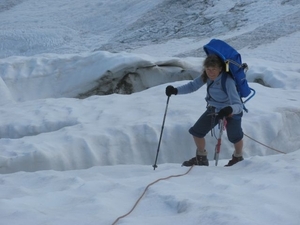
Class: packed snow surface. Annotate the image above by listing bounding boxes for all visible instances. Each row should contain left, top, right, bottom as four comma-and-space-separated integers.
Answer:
0, 0, 300, 224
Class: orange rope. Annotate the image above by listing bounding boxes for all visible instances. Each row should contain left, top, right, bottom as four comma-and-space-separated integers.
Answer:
111, 166, 194, 225
112, 133, 285, 224
244, 133, 286, 154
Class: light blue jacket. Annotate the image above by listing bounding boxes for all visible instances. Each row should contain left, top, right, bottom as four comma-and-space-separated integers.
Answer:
176, 73, 243, 115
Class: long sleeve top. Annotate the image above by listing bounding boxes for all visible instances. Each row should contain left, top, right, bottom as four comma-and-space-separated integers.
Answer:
176, 72, 243, 115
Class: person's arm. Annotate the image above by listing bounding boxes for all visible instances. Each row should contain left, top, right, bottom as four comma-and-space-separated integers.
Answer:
176, 76, 205, 94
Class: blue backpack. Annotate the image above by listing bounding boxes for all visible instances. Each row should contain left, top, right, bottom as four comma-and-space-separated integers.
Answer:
203, 39, 255, 112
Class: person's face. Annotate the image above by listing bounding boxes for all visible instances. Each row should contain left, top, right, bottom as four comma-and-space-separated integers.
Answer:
205, 66, 222, 80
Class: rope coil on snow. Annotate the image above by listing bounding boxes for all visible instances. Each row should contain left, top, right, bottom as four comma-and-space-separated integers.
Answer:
111, 166, 194, 225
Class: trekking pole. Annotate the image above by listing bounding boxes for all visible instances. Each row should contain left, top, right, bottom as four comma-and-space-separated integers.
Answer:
153, 96, 170, 170
214, 117, 227, 166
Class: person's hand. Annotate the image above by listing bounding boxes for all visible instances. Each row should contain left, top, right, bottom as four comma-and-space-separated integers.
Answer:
165, 85, 178, 97
218, 106, 233, 118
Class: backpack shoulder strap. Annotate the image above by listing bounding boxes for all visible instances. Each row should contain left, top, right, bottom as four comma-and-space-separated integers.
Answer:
221, 73, 229, 95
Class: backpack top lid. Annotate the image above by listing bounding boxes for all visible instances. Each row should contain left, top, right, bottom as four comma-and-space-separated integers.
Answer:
203, 39, 242, 68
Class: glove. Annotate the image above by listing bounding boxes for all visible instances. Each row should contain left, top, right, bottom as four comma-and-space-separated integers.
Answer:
218, 106, 233, 118
165, 85, 178, 97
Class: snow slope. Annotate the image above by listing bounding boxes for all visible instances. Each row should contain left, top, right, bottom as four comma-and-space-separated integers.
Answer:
0, 0, 300, 225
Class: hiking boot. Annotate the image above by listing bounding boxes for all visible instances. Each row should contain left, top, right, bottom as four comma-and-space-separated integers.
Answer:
225, 155, 244, 167
182, 155, 209, 167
